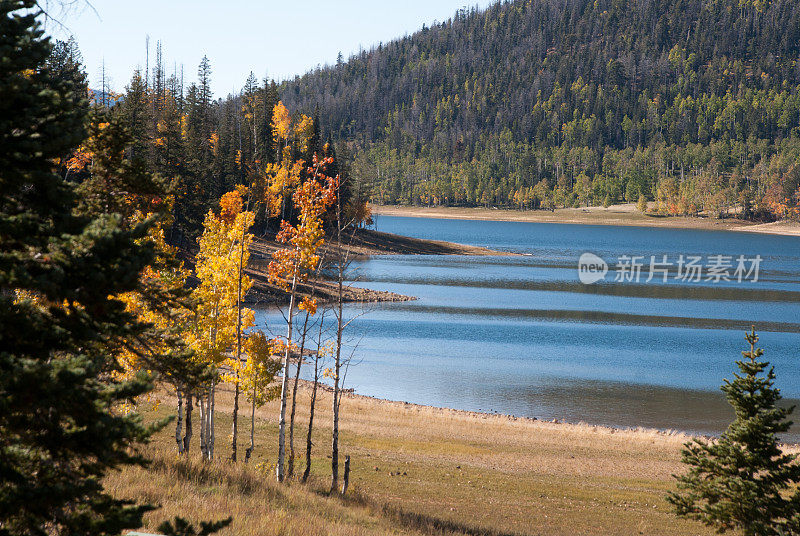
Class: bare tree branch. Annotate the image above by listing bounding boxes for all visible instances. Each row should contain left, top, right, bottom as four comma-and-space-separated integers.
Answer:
34, 0, 99, 34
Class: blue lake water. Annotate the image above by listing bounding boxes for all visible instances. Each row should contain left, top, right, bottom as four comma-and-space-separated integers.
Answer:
256, 216, 800, 440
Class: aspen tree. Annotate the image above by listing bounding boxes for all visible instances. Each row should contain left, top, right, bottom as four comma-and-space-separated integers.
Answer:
188, 189, 254, 461
223, 331, 282, 462
269, 155, 337, 482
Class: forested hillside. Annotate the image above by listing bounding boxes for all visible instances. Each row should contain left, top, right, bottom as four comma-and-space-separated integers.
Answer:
281, 0, 800, 219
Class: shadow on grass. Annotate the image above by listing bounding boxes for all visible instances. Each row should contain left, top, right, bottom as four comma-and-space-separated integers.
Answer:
375, 502, 528, 536
148, 454, 288, 504
313, 486, 527, 536
150, 451, 526, 536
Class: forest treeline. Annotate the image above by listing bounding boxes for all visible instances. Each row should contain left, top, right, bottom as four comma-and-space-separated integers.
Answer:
52, 38, 369, 245
280, 0, 800, 220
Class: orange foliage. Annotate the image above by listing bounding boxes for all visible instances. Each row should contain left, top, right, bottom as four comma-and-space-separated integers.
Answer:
64, 122, 110, 173
65, 146, 93, 172
219, 188, 246, 224
298, 296, 317, 316
268, 155, 338, 292
209, 132, 219, 155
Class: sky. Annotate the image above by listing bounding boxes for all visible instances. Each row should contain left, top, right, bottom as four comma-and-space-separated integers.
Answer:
47, 0, 494, 96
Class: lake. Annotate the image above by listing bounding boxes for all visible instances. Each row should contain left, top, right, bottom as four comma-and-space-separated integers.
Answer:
256, 215, 800, 440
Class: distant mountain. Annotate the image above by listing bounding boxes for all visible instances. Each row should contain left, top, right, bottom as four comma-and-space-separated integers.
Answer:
89, 90, 122, 107
280, 0, 800, 216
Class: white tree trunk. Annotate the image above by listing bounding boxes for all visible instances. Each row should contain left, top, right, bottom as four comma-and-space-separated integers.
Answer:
175, 389, 184, 454
331, 186, 343, 494
199, 394, 207, 459
232, 230, 246, 461
209, 379, 216, 460
276, 274, 298, 482
244, 387, 256, 463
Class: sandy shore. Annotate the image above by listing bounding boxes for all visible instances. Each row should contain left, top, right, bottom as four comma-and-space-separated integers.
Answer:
372, 204, 800, 237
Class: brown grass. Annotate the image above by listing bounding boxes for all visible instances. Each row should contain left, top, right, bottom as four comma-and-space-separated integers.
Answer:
111, 383, 731, 536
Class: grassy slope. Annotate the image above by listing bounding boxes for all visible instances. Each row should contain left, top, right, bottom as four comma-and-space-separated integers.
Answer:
108, 383, 725, 536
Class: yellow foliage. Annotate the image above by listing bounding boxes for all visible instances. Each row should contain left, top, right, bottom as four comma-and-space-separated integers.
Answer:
268, 156, 337, 293
223, 331, 283, 407
114, 209, 193, 384
272, 102, 292, 143
262, 161, 303, 218
187, 192, 256, 369
295, 114, 314, 154
180, 115, 189, 140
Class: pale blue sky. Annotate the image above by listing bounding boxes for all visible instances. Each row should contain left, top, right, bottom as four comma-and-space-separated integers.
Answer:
48, 1, 493, 96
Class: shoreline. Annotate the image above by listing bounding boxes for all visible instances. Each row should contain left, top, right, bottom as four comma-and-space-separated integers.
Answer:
334, 381, 695, 441
372, 204, 800, 237
325, 380, 800, 448
243, 227, 512, 306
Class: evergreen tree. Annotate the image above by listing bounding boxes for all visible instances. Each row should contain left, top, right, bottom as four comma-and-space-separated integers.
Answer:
668, 329, 800, 535
0, 2, 162, 533
45, 36, 87, 103
71, 105, 214, 457
122, 69, 152, 162
154, 88, 185, 186
75, 108, 167, 221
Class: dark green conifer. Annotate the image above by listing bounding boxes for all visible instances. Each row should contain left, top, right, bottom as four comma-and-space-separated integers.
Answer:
122, 69, 153, 162
0, 2, 161, 534
669, 329, 800, 535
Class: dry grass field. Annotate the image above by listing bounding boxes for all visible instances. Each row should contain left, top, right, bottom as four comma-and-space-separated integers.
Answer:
105, 382, 747, 536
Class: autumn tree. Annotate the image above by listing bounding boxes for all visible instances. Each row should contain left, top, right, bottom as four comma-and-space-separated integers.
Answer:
263, 101, 316, 223
223, 331, 282, 462
187, 188, 255, 461
269, 155, 337, 482
223, 187, 256, 462
637, 194, 649, 213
